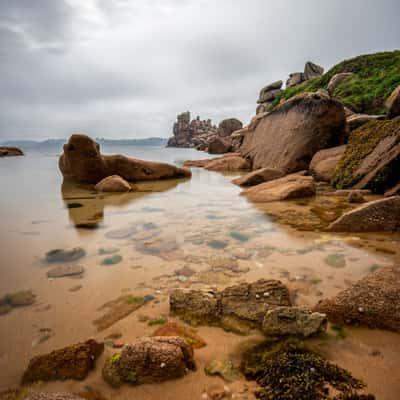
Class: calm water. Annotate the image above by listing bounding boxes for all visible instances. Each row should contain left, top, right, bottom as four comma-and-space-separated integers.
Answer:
0, 144, 399, 399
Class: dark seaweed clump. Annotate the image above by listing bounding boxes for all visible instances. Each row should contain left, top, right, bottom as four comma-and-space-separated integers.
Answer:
240, 339, 375, 400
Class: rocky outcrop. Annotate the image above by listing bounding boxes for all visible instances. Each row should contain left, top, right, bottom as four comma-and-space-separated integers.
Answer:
59, 134, 191, 184
314, 266, 400, 332
94, 175, 132, 192
332, 118, 400, 193
240, 93, 346, 172
327, 196, 400, 232
21, 340, 104, 383
327, 72, 354, 94
241, 173, 316, 203
303, 61, 324, 81
231, 167, 285, 186
262, 306, 327, 338
102, 336, 195, 387
386, 85, 400, 118
346, 113, 385, 131
286, 72, 304, 88
0, 146, 24, 157
170, 279, 291, 334
257, 80, 283, 112
208, 136, 232, 154
309, 145, 346, 182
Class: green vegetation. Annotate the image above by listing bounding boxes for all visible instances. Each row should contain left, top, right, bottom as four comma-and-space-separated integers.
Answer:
126, 296, 144, 304
272, 51, 400, 114
147, 317, 167, 326
332, 118, 400, 191
126, 370, 137, 384
240, 339, 373, 399
110, 353, 121, 363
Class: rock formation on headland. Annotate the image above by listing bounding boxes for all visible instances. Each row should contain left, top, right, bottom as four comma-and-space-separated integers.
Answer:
0, 146, 24, 157
59, 134, 191, 184
167, 111, 243, 153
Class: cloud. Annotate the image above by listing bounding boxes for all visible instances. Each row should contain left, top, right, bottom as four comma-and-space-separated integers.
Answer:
0, 0, 399, 140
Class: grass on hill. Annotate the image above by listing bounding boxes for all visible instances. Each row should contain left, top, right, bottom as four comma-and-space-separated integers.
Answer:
271, 51, 400, 114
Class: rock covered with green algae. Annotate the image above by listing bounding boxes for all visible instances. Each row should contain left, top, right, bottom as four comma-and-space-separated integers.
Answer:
204, 359, 239, 382
240, 339, 374, 400
45, 247, 86, 263
102, 336, 195, 387
332, 118, 400, 193
0, 290, 36, 315
314, 265, 400, 332
262, 306, 327, 338
170, 279, 291, 334
21, 339, 104, 384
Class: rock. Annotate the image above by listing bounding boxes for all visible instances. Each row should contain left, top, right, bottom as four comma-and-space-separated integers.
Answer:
0, 290, 36, 315
151, 321, 206, 348
102, 336, 195, 387
218, 118, 243, 137
59, 134, 191, 184
324, 253, 346, 268
241, 173, 316, 203
231, 168, 285, 187
21, 339, 104, 383
170, 279, 291, 334
45, 247, 86, 263
262, 306, 327, 338
315, 88, 330, 98
183, 158, 213, 168
347, 114, 385, 131
347, 190, 365, 203
286, 72, 303, 88
240, 93, 346, 172
258, 80, 283, 95
303, 61, 324, 81
94, 175, 132, 192
208, 137, 232, 154
332, 118, 400, 193
46, 265, 84, 278
309, 145, 347, 182
247, 111, 269, 132
327, 72, 354, 94
204, 359, 239, 382
0, 146, 24, 157
205, 155, 251, 172
314, 266, 400, 331
258, 88, 282, 104
328, 196, 400, 232
385, 181, 400, 197
386, 85, 400, 118
101, 255, 122, 266
105, 227, 136, 240
25, 394, 84, 400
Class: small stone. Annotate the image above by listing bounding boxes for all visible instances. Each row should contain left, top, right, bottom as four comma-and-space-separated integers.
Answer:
45, 247, 86, 263
101, 255, 122, 266
47, 265, 84, 278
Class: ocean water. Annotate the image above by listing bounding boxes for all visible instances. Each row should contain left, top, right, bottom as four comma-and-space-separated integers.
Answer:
0, 144, 399, 399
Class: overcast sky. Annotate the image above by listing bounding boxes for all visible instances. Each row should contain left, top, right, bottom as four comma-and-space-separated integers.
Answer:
0, 0, 399, 140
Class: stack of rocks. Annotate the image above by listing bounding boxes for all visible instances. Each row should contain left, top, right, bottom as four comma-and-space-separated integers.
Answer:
256, 80, 283, 114
286, 61, 324, 88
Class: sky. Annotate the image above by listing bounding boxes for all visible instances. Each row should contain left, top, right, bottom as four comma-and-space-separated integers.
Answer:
0, 0, 399, 140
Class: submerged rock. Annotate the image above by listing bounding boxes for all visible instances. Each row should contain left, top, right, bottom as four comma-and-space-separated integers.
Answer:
240, 93, 346, 172
328, 196, 400, 232
262, 306, 327, 338
45, 247, 86, 263
231, 167, 285, 187
94, 175, 133, 192
46, 265, 84, 278
314, 265, 400, 332
102, 336, 195, 387
0, 290, 36, 315
170, 279, 291, 334
59, 134, 191, 184
241, 173, 316, 202
101, 255, 122, 266
21, 339, 104, 383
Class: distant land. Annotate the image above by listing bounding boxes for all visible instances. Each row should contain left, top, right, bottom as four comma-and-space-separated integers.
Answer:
0, 137, 168, 151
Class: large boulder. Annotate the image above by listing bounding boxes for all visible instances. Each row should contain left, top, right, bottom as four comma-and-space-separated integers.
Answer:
303, 61, 324, 81
208, 136, 232, 154
21, 340, 104, 383
386, 85, 400, 118
232, 167, 285, 186
204, 154, 251, 172
240, 93, 347, 172
102, 336, 195, 387
59, 134, 191, 184
94, 175, 132, 192
327, 72, 354, 94
332, 118, 400, 193
241, 173, 316, 203
218, 118, 243, 137
309, 145, 347, 182
314, 266, 400, 332
258, 89, 282, 104
262, 306, 327, 338
0, 146, 24, 157
286, 72, 303, 88
170, 279, 291, 334
327, 196, 400, 232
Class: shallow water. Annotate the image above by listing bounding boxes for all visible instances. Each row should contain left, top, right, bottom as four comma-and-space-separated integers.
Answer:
0, 145, 399, 399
